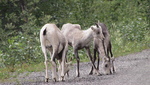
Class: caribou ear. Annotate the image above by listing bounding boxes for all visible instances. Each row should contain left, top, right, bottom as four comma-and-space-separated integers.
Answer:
95, 23, 99, 28
91, 26, 95, 31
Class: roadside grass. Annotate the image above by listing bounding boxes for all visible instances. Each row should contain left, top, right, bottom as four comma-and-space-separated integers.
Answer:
0, 63, 45, 82
113, 41, 150, 57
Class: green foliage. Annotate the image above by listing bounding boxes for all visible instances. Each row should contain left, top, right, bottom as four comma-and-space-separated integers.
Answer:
0, 0, 149, 79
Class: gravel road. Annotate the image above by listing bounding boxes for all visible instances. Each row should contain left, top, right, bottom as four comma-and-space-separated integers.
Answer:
1, 49, 150, 85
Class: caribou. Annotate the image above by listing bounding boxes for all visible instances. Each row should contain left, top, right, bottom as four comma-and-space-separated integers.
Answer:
40, 23, 71, 82
90, 21, 115, 75
61, 23, 104, 77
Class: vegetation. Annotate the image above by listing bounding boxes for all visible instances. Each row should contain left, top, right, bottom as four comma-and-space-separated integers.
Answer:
0, 0, 149, 80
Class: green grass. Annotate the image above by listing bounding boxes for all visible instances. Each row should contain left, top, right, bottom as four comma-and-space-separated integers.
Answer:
113, 41, 150, 57
0, 63, 45, 82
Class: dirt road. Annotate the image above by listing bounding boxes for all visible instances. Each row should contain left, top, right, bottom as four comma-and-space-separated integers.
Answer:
1, 49, 150, 85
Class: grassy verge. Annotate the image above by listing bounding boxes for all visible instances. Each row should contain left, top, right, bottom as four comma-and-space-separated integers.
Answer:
0, 63, 45, 82
113, 41, 150, 57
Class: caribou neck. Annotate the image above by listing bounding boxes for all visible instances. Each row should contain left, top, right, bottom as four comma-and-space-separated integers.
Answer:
81, 28, 93, 45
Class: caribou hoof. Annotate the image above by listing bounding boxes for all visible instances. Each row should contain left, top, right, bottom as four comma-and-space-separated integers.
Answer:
97, 73, 102, 76
45, 78, 49, 82
113, 70, 116, 74
76, 74, 80, 77
76, 73, 80, 77
61, 76, 65, 82
89, 72, 93, 75
61, 79, 65, 82
53, 78, 57, 82
106, 73, 110, 75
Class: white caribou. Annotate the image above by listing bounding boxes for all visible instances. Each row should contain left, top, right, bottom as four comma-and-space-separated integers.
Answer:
61, 23, 104, 77
40, 23, 70, 82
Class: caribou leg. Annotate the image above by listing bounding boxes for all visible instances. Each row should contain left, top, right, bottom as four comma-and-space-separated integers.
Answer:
85, 47, 100, 76
74, 48, 80, 77
89, 48, 97, 75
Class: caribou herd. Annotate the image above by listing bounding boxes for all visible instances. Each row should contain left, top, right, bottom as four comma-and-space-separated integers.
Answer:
40, 21, 115, 82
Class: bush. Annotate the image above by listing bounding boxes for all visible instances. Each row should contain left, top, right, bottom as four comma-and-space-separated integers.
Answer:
0, 0, 149, 70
